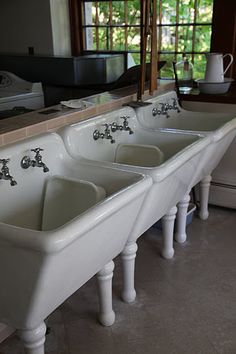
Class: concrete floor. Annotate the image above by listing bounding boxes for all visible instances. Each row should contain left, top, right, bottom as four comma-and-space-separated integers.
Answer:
0, 205, 236, 354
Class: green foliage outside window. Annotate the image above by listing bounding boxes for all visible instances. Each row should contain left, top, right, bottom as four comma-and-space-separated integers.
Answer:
84, 0, 213, 79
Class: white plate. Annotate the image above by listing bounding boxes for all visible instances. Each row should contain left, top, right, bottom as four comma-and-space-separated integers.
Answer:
60, 99, 94, 109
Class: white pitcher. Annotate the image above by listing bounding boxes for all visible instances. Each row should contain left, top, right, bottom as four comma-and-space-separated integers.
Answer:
205, 53, 233, 82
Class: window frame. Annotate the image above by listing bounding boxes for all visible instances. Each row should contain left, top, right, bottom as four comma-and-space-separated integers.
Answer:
69, 0, 236, 78
211, 0, 236, 79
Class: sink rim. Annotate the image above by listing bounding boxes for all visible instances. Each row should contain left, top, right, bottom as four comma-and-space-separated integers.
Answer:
0, 132, 152, 253
135, 90, 236, 140
61, 124, 212, 182
0, 173, 151, 253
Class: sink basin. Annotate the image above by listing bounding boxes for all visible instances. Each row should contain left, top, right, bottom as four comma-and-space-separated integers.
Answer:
59, 107, 211, 305
58, 95, 236, 317
42, 176, 106, 231
115, 143, 164, 167
0, 132, 151, 353
136, 90, 236, 135
60, 107, 211, 240
135, 90, 236, 180
134, 90, 236, 218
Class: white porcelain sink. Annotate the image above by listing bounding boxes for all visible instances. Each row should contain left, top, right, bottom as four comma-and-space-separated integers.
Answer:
59, 108, 211, 304
0, 132, 151, 354
136, 90, 236, 134
60, 107, 210, 233
135, 90, 236, 218
59, 107, 212, 274
58, 96, 236, 318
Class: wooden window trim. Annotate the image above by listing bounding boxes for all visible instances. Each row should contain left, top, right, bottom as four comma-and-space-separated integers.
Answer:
69, 0, 84, 55
70, 0, 236, 79
211, 0, 236, 79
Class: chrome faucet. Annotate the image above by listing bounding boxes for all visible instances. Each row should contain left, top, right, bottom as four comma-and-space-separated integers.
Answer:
110, 122, 123, 132
152, 98, 180, 118
152, 103, 169, 118
120, 116, 134, 134
93, 129, 104, 140
170, 98, 181, 113
103, 124, 116, 143
0, 158, 17, 186
21, 148, 49, 173
93, 124, 115, 143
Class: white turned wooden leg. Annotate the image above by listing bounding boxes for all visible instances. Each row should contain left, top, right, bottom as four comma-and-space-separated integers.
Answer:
175, 194, 190, 243
161, 206, 177, 259
18, 322, 46, 354
97, 260, 115, 326
199, 175, 212, 220
121, 242, 138, 303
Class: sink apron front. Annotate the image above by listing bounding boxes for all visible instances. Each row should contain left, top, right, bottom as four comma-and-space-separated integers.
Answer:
135, 90, 236, 217
0, 132, 151, 353
60, 107, 211, 240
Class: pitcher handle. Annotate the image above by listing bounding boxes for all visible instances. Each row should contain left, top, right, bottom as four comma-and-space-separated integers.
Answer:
223, 53, 233, 75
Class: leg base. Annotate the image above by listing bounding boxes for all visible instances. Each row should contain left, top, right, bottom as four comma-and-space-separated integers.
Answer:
18, 322, 46, 354
98, 310, 115, 327
199, 175, 212, 221
161, 206, 177, 259
97, 261, 115, 327
121, 242, 138, 303
175, 194, 190, 244
161, 247, 174, 259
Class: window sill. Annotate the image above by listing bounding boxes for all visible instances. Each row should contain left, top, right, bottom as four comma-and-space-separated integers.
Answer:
179, 81, 236, 104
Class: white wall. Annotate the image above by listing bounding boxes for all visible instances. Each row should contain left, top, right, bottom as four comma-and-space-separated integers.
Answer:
0, 0, 71, 56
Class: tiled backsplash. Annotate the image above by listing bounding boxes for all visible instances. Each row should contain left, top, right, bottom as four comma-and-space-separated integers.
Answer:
0, 81, 174, 146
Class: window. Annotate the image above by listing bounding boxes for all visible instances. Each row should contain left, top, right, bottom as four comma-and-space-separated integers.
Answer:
83, 1, 141, 63
71, 0, 214, 78
158, 0, 213, 77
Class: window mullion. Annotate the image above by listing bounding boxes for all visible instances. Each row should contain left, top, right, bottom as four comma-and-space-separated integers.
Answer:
124, 0, 128, 51
109, 1, 113, 50
158, 0, 163, 61
95, 1, 99, 50
175, 0, 180, 61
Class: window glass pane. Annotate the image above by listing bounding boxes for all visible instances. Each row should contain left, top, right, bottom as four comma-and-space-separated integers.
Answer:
178, 25, 193, 52
91, 1, 109, 25
82, 0, 214, 78
161, 0, 177, 24
98, 27, 110, 50
179, 0, 195, 23
160, 26, 176, 52
193, 54, 207, 78
197, 0, 214, 23
194, 25, 212, 52
84, 3, 93, 25
127, 28, 141, 51
159, 54, 175, 78
84, 27, 96, 50
112, 2, 125, 24
127, 0, 141, 25
131, 52, 141, 65
113, 28, 126, 50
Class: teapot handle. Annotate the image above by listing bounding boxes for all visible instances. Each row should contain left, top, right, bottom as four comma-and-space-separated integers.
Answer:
223, 54, 233, 75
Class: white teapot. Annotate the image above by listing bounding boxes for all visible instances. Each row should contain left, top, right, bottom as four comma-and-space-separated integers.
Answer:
205, 53, 233, 82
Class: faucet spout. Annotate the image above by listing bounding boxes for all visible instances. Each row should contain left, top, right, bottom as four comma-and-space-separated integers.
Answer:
0, 158, 17, 186
93, 124, 115, 143
21, 148, 49, 173
120, 116, 134, 134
